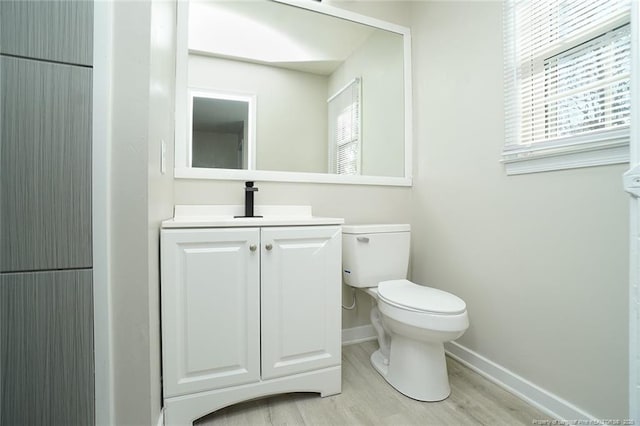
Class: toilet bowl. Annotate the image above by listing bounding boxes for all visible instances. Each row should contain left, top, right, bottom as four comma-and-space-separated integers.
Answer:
342, 225, 469, 402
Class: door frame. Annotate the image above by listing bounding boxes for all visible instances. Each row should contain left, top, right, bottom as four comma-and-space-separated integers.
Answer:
93, 2, 113, 424
629, 0, 640, 420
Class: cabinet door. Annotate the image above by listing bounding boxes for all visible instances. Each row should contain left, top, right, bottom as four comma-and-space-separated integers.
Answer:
161, 228, 260, 397
0, 0, 93, 66
261, 226, 341, 380
0, 270, 94, 426
0, 56, 92, 272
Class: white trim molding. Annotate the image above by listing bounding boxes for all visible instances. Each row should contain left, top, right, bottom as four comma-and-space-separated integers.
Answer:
628, 0, 640, 420
93, 1, 114, 424
342, 325, 376, 346
174, 167, 412, 187
444, 341, 597, 421
502, 129, 630, 175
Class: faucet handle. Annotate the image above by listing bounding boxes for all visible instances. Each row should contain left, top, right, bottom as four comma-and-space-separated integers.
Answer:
245, 181, 258, 192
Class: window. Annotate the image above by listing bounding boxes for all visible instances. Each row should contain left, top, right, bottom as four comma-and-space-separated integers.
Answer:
503, 0, 631, 174
328, 78, 361, 175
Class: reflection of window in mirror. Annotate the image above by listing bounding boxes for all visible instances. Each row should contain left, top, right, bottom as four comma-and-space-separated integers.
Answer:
328, 78, 361, 175
188, 90, 256, 170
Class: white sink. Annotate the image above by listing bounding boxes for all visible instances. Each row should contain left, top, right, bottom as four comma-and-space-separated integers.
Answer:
161, 205, 344, 228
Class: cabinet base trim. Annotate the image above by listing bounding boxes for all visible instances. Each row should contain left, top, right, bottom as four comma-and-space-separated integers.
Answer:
163, 366, 341, 425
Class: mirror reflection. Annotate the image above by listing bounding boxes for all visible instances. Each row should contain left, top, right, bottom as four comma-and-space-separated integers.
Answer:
190, 91, 254, 170
180, 0, 407, 179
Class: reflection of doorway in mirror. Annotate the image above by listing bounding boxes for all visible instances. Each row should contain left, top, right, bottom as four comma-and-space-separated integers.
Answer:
328, 77, 361, 175
188, 89, 256, 170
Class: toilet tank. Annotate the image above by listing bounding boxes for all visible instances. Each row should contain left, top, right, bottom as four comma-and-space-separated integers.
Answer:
342, 224, 410, 288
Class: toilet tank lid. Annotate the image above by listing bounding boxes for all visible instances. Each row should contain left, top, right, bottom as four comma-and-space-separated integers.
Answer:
342, 224, 410, 234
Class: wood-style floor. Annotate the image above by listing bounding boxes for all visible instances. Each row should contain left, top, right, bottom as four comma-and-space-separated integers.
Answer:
195, 340, 548, 425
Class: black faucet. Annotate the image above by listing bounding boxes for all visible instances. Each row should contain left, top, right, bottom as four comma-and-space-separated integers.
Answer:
235, 181, 262, 218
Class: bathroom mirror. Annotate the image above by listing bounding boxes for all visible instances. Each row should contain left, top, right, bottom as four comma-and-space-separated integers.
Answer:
175, 0, 412, 186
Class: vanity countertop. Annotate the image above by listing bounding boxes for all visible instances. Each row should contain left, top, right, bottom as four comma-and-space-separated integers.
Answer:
161, 205, 344, 229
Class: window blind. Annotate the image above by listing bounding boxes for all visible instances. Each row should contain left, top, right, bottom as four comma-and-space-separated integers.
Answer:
503, 0, 631, 160
328, 78, 361, 175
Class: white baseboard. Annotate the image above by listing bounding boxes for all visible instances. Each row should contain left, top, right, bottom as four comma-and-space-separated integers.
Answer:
445, 341, 596, 421
342, 325, 377, 345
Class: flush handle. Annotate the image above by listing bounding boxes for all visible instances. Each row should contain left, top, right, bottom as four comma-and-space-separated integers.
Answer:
357, 237, 370, 243
265, 243, 273, 251
249, 244, 257, 252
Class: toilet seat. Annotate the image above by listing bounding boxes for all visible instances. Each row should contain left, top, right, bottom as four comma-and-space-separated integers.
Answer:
378, 279, 466, 315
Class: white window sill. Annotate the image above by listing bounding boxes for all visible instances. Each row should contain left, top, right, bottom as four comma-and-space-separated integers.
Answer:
501, 129, 630, 175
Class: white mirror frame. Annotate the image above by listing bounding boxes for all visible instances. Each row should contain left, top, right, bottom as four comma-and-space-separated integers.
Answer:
174, 0, 413, 187
188, 89, 257, 170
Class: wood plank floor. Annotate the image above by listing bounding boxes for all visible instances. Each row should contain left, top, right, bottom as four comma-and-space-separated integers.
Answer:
195, 340, 548, 425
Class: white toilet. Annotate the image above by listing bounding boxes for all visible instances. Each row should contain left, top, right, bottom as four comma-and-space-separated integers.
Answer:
342, 224, 469, 402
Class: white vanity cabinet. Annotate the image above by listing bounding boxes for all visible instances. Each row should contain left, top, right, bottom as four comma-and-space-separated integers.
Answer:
160, 208, 342, 425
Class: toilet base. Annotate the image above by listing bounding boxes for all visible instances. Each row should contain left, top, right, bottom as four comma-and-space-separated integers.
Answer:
370, 349, 389, 377
370, 334, 451, 402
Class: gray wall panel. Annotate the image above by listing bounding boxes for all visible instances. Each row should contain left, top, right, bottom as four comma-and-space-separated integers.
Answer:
0, 56, 92, 272
0, 270, 94, 425
0, 0, 93, 66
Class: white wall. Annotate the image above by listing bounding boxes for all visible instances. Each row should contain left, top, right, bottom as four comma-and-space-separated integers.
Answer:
325, 0, 411, 26
147, 0, 176, 422
409, 1, 629, 419
108, 1, 175, 424
188, 55, 328, 173
109, 2, 154, 424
